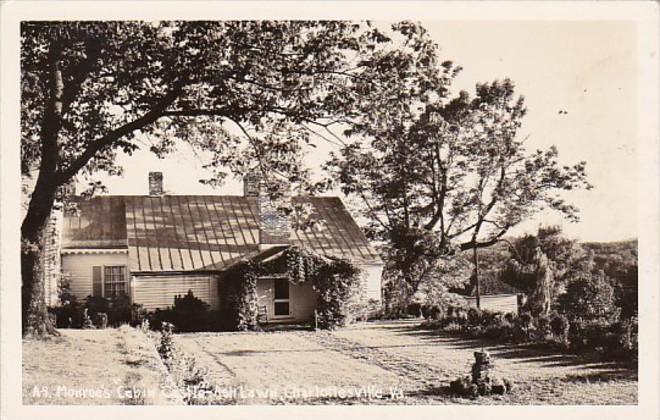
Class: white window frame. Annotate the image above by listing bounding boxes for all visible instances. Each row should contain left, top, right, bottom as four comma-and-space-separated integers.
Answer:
92, 265, 128, 298
272, 277, 291, 318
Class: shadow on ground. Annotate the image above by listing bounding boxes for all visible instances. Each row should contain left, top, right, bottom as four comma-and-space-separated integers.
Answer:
367, 321, 637, 379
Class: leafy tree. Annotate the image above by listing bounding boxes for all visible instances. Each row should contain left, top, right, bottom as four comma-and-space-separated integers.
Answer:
500, 225, 588, 314
324, 31, 592, 310
20, 20, 406, 336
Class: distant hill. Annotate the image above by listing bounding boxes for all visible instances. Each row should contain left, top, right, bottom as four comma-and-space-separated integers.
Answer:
582, 238, 638, 286
581, 238, 637, 255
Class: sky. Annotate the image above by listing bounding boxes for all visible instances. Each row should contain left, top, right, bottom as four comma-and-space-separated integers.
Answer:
99, 21, 638, 243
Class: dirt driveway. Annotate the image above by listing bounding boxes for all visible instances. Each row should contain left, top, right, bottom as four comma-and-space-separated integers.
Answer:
177, 320, 637, 405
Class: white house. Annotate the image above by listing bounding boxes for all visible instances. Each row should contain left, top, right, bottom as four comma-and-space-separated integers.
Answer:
58, 172, 383, 324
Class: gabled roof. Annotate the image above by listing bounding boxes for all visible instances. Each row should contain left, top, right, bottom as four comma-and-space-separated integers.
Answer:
62, 195, 381, 272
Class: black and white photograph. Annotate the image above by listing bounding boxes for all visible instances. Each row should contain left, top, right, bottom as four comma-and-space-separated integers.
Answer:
1, 1, 658, 419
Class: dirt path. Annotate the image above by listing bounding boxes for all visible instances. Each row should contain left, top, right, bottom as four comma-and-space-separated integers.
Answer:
176, 331, 410, 404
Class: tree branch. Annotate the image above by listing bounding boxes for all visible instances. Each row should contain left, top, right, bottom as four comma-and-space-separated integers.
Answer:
56, 84, 184, 183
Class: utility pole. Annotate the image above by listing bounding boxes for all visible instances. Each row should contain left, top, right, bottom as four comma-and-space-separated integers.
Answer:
473, 246, 481, 309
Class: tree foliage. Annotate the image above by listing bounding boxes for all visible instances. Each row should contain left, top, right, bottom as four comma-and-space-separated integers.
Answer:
500, 226, 586, 314
20, 20, 412, 336
323, 25, 592, 307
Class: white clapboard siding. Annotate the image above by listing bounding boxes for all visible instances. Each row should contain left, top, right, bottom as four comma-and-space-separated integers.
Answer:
61, 252, 129, 301
132, 275, 219, 311
357, 264, 383, 301
463, 294, 519, 314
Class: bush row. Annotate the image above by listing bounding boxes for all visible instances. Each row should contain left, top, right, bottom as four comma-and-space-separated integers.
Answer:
428, 305, 637, 361
49, 294, 139, 328
49, 290, 228, 332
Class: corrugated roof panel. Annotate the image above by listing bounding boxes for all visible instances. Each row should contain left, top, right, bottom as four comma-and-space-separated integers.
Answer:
197, 196, 226, 269
235, 198, 259, 244
167, 196, 192, 270
187, 197, 214, 269
124, 196, 142, 271
221, 196, 248, 247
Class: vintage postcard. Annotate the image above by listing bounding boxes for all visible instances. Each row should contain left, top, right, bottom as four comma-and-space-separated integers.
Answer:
1, 1, 658, 420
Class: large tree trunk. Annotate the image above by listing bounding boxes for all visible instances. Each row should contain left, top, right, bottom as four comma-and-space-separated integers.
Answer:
22, 39, 65, 337
22, 180, 60, 337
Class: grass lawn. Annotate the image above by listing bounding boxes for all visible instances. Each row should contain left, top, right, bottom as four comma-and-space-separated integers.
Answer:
326, 321, 637, 404
22, 320, 637, 405
176, 331, 413, 404
22, 326, 181, 405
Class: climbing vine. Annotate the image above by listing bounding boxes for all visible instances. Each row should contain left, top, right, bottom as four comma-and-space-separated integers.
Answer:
282, 247, 361, 329
222, 246, 361, 331
222, 260, 262, 331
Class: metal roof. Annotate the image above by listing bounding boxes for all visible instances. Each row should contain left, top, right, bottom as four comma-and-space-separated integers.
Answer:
61, 196, 127, 249
62, 195, 381, 272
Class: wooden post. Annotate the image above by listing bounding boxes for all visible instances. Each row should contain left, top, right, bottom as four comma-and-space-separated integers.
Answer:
473, 247, 481, 309
314, 309, 318, 330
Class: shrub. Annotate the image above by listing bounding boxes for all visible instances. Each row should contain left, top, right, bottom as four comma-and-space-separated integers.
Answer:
84, 295, 109, 317
558, 272, 620, 322
466, 325, 484, 339
222, 262, 260, 331
131, 303, 148, 326
422, 304, 442, 320
157, 322, 176, 361
350, 298, 383, 322
510, 324, 530, 342
483, 317, 514, 340
568, 319, 615, 352
317, 260, 362, 329
50, 296, 84, 328
615, 316, 638, 360
107, 294, 132, 326
535, 313, 553, 339
550, 314, 570, 343
518, 312, 533, 330
172, 290, 210, 332
443, 321, 463, 333
406, 302, 423, 317
467, 308, 483, 326
148, 308, 174, 331
563, 316, 638, 360
615, 285, 638, 319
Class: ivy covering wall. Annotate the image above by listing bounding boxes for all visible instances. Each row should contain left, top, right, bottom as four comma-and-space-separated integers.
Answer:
220, 247, 361, 331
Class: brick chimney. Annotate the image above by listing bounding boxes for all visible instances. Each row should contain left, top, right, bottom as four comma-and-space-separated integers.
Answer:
148, 171, 164, 196
243, 169, 290, 247
243, 171, 261, 198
